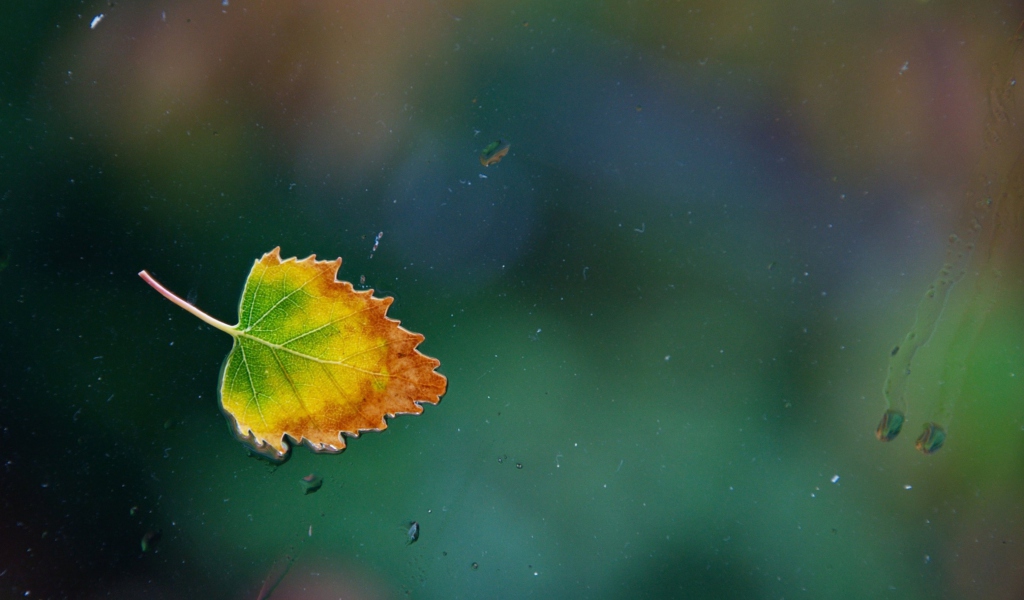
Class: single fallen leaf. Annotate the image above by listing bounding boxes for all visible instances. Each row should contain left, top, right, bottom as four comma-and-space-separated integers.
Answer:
139, 247, 447, 461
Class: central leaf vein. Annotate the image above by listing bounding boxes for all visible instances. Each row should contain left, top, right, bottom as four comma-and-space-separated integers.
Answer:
239, 331, 391, 378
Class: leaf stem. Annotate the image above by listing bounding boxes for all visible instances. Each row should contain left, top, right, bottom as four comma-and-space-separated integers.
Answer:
139, 270, 238, 336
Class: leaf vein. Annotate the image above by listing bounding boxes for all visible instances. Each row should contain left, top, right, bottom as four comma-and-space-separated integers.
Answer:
279, 304, 378, 347
270, 347, 314, 427
245, 270, 321, 332
238, 341, 268, 428
245, 266, 268, 329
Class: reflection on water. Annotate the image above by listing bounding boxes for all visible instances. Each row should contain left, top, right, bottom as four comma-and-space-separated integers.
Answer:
879, 33, 1024, 453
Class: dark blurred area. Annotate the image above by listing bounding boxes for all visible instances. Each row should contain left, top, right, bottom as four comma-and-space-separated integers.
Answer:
2, 1, 1024, 598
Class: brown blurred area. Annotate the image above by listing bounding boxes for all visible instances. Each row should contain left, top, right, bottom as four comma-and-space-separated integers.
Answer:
61, 1, 469, 217
58, 1, 1016, 208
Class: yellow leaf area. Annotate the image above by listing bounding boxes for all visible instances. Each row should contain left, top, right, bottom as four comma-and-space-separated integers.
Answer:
140, 247, 446, 461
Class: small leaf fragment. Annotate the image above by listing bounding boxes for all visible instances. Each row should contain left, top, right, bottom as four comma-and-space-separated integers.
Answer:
479, 139, 510, 166
141, 529, 161, 552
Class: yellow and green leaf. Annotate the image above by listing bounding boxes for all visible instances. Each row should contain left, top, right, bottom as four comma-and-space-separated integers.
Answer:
140, 247, 447, 461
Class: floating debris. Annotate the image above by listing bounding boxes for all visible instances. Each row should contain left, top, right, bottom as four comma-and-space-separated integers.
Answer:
875, 409, 904, 442
406, 521, 420, 545
479, 139, 510, 167
299, 473, 323, 495
90, 14, 104, 29
141, 529, 161, 552
369, 231, 383, 259
915, 423, 946, 454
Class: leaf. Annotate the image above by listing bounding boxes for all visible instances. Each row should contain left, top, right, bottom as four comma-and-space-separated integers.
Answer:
139, 247, 447, 461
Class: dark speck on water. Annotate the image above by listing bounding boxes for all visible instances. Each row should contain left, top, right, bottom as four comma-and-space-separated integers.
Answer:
299, 473, 323, 495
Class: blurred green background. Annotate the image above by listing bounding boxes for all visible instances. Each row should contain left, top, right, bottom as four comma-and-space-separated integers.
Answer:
2, 1, 1024, 598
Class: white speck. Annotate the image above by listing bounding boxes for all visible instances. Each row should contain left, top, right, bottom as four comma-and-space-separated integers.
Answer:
899, 61, 909, 75
664, 355, 671, 361
478, 174, 488, 179
904, 484, 913, 490
830, 474, 839, 484
90, 14, 104, 29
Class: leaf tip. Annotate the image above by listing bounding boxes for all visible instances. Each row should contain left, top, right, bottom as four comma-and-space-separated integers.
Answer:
261, 247, 283, 265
